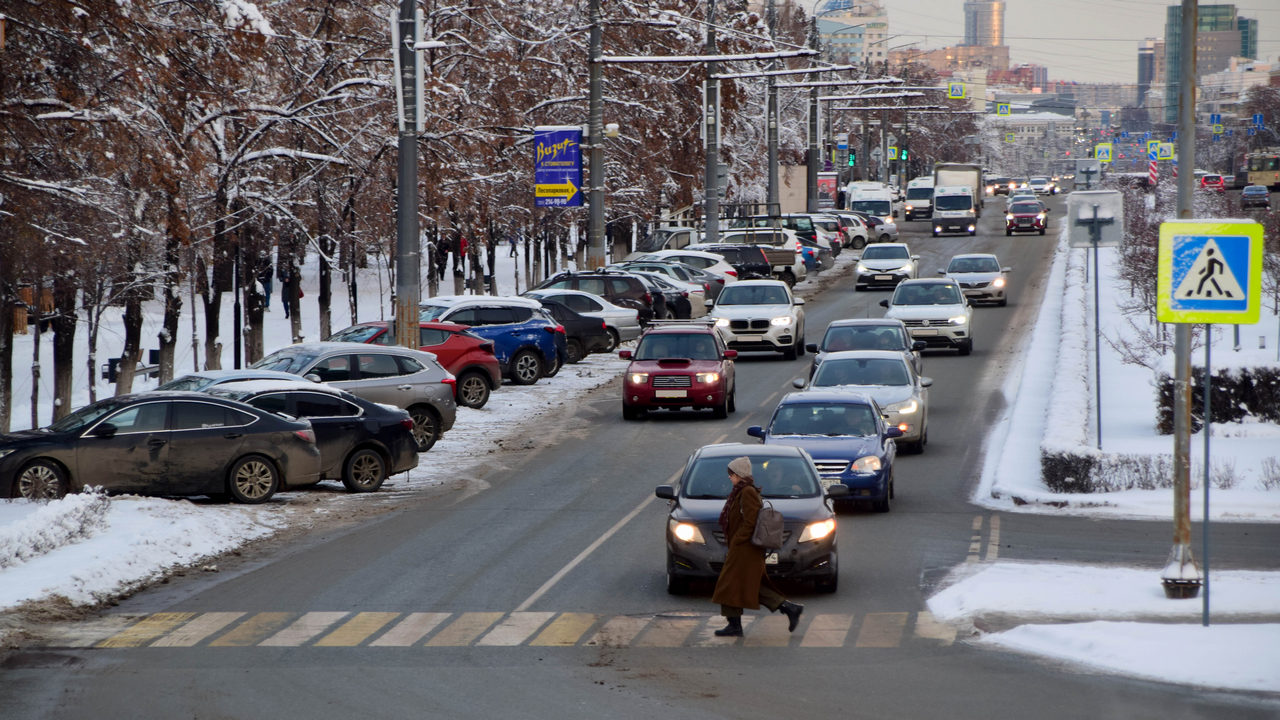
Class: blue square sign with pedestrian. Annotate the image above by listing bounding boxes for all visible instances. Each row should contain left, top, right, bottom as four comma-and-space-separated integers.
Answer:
1157, 221, 1263, 324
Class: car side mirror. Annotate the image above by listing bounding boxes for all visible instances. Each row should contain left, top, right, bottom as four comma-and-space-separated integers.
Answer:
1002, 267, 1012, 273
791, 378, 806, 389
911, 340, 927, 352
704, 299, 714, 308
825, 484, 850, 499
747, 425, 765, 439
936, 269, 946, 275
723, 349, 738, 359
879, 299, 889, 308
304, 373, 322, 383
1044, 207, 1051, 213
619, 349, 633, 359
920, 376, 933, 388
805, 343, 819, 353
655, 485, 677, 501
885, 426, 904, 439
91, 423, 118, 439
794, 298, 805, 306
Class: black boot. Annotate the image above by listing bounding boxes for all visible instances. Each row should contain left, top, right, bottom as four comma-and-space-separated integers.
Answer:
778, 601, 804, 632
714, 617, 743, 637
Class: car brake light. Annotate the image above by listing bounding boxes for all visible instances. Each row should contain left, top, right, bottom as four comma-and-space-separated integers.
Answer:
600, 321, 608, 330
442, 376, 456, 386
399, 418, 415, 432
293, 429, 316, 444
543, 325, 559, 333
643, 292, 653, 304
725, 269, 737, 277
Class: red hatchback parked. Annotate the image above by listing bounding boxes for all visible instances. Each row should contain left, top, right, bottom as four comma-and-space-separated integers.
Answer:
327, 322, 502, 409
619, 322, 736, 420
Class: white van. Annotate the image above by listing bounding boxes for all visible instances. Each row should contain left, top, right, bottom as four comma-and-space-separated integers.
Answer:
931, 185, 977, 237
847, 187, 896, 222
903, 177, 934, 221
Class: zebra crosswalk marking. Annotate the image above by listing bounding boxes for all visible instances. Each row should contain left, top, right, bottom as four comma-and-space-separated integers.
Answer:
209, 612, 293, 647
800, 613, 853, 647
315, 612, 400, 647
97, 612, 197, 648
743, 615, 790, 647
150, 612, 245, 648
692, 616, 757, 646
855, 612, 908, 648
259, 612, 348, 647
633, 617, 700, 647
586, 616, 649, 647
368, 612, 450, 647
425, 612, 503, 647
913, 611, 957, 645
477, 612, 555, 646
529, 613, 598, 647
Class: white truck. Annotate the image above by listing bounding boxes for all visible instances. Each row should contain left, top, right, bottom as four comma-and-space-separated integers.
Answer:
933, 163, 984, 219
903, 176, 934, 220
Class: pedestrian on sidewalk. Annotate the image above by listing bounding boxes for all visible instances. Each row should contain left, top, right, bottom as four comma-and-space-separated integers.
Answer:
509, 233, 518, 257
711, 456, 804, 637
257, 265, 274, 311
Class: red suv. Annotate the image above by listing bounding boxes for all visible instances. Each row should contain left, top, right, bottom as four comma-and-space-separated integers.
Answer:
1199, 174, 1225, 192
327, 321, 502, 409
619, 324, 737, 420
1005, 200, 1048, 236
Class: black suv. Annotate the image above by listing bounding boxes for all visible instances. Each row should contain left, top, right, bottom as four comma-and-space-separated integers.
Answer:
534, 271, 657, 325
686, 244, 772, 281
538, 301, 612, 362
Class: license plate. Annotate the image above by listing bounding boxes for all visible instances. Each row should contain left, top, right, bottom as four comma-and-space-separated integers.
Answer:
765, 552, 779, 565
874, 274, 893, 281
1018, 220, 1031, 226
914, 329, 939, 336
819, 476, 839, 489
655, 389, 687, 398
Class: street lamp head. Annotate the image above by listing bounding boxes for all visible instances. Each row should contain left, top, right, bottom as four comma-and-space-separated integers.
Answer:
605, 122, 620, 138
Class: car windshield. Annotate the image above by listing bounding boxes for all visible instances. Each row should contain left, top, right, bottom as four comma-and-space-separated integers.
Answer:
635, 333, 720, 360
1010, 203, 1041, 214
823, 326, 903, 352
418, 304, 452, 321
934, 195, 972, 211
893, 283, 962, 305
328, 325, 383, 343
682, 455, 820, 499
46, 398, 128, 432
813, 357, 910, 387
948, 257, 1000, 273
717, 285, 789, 305
860, 246, 908, 261
849, 200, 891, 216
250, 350, 315, 374
1204, 175, 1222, 182
1244, 186, 1267, 194
906, 187, 933, 200
1030, 178, 1048, 185
770, 403, 879, 437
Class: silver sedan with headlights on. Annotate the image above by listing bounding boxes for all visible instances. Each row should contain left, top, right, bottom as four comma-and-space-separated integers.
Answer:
938, 253, 1012, 307
794, 350, 931, 453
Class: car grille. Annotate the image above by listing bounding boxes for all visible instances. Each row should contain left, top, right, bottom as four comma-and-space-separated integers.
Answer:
959, 281, 990, 289
729, 319, 770, 331
712, 560, 797, 575
813, 460, 849, 475
901, 318, 948, 328
713, 529, 793, 544
652, 375, 692, 388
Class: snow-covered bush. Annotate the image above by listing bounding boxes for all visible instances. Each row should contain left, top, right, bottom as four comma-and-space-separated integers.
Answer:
0, 490, 110, 570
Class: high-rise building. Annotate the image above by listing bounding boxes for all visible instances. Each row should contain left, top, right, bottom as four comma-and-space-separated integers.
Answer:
963, 1, 1004, 47
1138, 39, 1158, 105
815, 0, 889, 69
1162, 4, 1258, 123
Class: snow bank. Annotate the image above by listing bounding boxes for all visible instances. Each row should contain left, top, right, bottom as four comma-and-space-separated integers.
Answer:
0, 492, 110, 570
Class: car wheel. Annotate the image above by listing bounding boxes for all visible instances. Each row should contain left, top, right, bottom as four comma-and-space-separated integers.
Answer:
666, 567, 689, 595
815, 573, 839, 594
796, 335, 806, 356
728, 387, 736, 413
409, 405, 441, 451
783, 342, 797, 361
854, 284, 865, 292
781, 269, 796, 287
509, 349, 543, 385
998, 297, 1008, 307
851, 236, 866, 250
543, 351, 562, 377
342, 448, 387, 493
603, 328, 621, 352
1039, 228, 1046, 236
969, 229, 976, 236
566, 339, 585, 364
1005, 229, 1012, 236
15, 459, 68, 500
227, 455, 278, 504
455, 371, 491, 409
958, 338, 973, 356
879, 234, 891, 243
713, 392, 730, 419
931, 231, 939, 238
622, 403, 645, 421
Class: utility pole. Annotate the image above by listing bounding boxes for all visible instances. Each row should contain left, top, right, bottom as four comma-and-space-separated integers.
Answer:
1162, 0, 1202, 600
806, 18, 819, 213
393, 0, 421, 351
766, 0, 779, 214
703, 0, 720, 242
586, 0, 606, 267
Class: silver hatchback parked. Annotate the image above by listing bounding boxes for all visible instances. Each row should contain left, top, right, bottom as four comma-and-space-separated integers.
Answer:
251, 342, 457, 451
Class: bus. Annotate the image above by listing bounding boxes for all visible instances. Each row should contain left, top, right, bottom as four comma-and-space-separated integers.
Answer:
1245, 149, 1280, 189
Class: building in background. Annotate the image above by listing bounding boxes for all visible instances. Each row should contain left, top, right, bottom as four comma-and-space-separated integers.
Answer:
963, 1, 1004, 47
815, 0, 889, 70
1162, 4, 1258, 123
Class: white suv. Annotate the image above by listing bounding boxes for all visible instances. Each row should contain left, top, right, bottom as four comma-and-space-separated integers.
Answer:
878, 278, 974, 356
707, 279, 807, 360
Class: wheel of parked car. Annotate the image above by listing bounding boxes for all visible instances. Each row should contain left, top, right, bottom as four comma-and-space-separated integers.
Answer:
342, 448, 387, 493
543, 351, 562, 377
851, 236, 867, 250
455, 370, 491, 409
780, 269, 796, 287
566, 339, 585, 364
622, 403, 646, 421
958, 339, 973, 357
796, 335, 806, 356
15, 459, 68, 500
227, 455, 279, 504
409, 405, 441, 451
509, 349, 543, 385
603, 328, 621, 352
879, 234, 891, 243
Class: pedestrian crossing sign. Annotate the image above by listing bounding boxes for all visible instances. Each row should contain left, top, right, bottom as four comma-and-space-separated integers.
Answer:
1005, 132, 1015, 143
948, 83, 966, 99
1147, 139, 1160, 158
1157, 221, 1263, 324
1157, 143, 1174, 160
996, 103, 1011, 116
1094, 143, 1113, 163
888, 146, 899, 160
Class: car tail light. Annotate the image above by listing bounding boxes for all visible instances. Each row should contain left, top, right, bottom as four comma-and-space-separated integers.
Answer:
293, 428, 316, 444
725, 269, 737, 277
600, 321, 608, 331
399, 418, 415, 432
643, 292, 653, 304
442, 376, 456, 386
795, 240, 803, 255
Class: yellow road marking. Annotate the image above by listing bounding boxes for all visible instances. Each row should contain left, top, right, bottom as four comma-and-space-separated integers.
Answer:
477, 612, 555, 646
315, 612, 400, 647
743, 615, 791, 646
855, 612, 908, 648
967, 514, 985, 563
913, 611, 957, 645
369, 612, 451, 647
150, 612, 244, 648
692, 616, 756, 646
209, 612, 293, 647
800, 613, 853, 647
586, 616, 650, 647
986, 514, 1001, 562
259, 612, 348, 647
633, 617, 700, 647
97, 613, 197, 648
530, 613, 599, 647
425, 612, 503, 647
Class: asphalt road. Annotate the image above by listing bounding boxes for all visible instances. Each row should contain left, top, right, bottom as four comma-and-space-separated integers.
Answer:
3, 194, 1279, 719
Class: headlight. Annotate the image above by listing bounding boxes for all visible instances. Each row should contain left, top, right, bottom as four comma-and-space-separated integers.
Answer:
628, 372, 649, 384
1005, 214, 1014, 222
993, 277, 1006, 288
695, 372, 720, 384
851, 456, 882, 473
886, 399, 918, 414
856, 264, 870, 273
669, 518, 705, 544
948, 315, 968, 326
896, 264, 913, 273
905, 204, 914, 211
1037, 213, 1045, 221
771, 316, 793, 326
714, 317, 729, 328
798, 518, 836, 543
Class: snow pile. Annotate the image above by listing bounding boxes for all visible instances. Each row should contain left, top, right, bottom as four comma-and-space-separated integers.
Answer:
221, 0, 275, 36
0, 492, 110, 570
1040, 230, 1096, 456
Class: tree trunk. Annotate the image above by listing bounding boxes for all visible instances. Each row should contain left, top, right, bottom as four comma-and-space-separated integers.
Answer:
116, 292, 143, 397
0, 282, 14, 433
50, 274, 77, 421
157, 228, 183, 385
199, 253, 223, 371
317, 184, 334, 340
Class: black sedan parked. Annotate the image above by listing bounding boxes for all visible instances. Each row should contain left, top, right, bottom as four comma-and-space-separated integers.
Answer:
0, 392, 321, 503
654, 442, 847, 595
207, 380, 419, 493
537, 302, 612, 363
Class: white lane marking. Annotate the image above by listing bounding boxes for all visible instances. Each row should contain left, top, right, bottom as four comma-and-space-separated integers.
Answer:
258, 612, 347, 647
476, 612, 555, 646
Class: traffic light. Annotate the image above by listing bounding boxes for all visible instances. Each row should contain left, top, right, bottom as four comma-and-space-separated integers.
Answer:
900, 148, 908, 161
848, 151, 856, 166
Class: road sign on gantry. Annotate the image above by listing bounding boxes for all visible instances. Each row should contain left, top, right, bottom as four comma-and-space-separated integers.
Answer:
1157, 220, 1264, 324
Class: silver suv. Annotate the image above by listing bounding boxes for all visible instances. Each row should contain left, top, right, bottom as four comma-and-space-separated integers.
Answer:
252, 342, 457, 451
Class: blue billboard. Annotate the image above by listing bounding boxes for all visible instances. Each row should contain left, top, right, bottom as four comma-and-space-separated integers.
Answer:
534, 126, 583, 208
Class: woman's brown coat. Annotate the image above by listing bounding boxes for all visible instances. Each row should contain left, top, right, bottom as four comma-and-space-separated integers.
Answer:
711, 481, 779, 608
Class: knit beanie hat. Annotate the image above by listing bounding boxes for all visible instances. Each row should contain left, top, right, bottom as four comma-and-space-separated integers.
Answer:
727, 456, 753, 480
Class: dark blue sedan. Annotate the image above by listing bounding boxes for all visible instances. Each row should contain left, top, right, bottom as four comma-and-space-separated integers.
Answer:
748, 391, 902, 512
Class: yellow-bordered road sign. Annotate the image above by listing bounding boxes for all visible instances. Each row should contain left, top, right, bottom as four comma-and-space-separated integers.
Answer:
1157, 220, 1263, 324
1005, 132, 1015, 143
948, 82, 965, 99
996, 103, 1011, 116
888, 146, 898, 160
1157, 142, 1174, 160
1094, 143, 1113, 163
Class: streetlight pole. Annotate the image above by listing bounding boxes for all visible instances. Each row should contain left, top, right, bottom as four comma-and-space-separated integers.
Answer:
586, 0, 606, 268
806, 18, 819, 213
703, 0, 721, 242
394, 0, 421, 351
766, 0, 779, 215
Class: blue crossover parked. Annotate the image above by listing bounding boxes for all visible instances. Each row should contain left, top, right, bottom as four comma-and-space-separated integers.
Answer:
419, 296, 566, 385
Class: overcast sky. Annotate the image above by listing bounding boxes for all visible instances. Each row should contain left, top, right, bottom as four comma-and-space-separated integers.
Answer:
867, 0, 1280, 85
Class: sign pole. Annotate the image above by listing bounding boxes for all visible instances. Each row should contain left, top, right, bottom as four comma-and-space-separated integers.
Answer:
704, 0, 721, 241
394, 0, 421, 351
586, 0, 606, 268
1203, 324, 1212, 626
